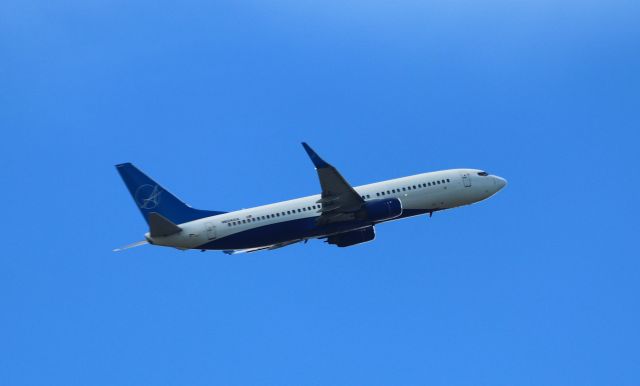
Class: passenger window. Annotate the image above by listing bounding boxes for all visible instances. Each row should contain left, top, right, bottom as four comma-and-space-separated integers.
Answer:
447, 178, 450, 182
376, 192, 380, 196
413, 185, 416, 189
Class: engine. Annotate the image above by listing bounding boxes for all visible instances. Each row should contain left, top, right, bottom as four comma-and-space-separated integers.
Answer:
356, 198, 402, 222
327, 226, 376, 247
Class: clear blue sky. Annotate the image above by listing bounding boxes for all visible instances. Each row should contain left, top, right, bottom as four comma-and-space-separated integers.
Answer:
1, 0, 638, 385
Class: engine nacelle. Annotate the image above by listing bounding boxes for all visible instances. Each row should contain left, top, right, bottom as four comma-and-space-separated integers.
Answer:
357, 198, 403, 222
327, 226, 376, 247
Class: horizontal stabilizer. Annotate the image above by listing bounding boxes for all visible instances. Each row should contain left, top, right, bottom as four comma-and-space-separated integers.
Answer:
148, 212, 182, 237
113, 240, 148, 252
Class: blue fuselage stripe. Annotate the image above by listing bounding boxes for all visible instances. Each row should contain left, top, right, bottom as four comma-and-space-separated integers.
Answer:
199, 209, 431, 250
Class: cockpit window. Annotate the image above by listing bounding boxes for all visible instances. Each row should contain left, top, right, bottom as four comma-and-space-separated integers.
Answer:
477, 171, 489, 176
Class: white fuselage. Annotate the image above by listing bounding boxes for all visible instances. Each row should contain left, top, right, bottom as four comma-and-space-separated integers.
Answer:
147, 168, 506, 250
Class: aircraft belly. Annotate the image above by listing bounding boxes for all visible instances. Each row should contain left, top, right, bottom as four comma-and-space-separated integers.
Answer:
199, 216, 384, 250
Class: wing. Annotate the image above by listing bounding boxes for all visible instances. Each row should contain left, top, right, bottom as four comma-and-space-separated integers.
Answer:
222, 240, 303, 255
302, 143, 364, 225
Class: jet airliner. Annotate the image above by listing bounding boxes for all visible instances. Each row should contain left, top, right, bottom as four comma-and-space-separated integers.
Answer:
115, 143, 506, 254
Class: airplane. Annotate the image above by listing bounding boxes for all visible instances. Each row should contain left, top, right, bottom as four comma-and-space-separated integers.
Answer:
114, 143, 507, 254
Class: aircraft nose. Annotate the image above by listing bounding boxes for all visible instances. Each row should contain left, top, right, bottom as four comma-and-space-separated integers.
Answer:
493, 176, 507, 190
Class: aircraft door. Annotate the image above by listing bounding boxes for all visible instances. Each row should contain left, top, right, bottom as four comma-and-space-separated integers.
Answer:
462, 173, 472, 187
205, 222, 217, 240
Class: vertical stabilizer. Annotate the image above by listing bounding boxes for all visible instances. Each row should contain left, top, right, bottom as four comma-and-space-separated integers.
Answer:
115, 163, 225, 225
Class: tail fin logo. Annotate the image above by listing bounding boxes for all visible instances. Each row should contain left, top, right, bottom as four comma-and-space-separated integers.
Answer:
135, 184, 162, 209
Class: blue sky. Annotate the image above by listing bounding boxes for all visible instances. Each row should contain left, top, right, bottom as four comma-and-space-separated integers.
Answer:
1, 0, 639, 384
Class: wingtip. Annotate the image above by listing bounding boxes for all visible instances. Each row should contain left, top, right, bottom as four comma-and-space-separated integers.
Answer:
301, 142, 312, 154
301, 142, 329, 168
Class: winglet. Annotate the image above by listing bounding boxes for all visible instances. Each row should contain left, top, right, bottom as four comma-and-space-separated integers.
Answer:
302, 142, 330, 168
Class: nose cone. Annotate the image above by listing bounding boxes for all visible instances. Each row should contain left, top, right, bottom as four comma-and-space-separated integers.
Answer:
493, 176, 507, 191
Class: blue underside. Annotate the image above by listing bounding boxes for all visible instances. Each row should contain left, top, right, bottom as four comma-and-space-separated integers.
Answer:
198, 208, 433, 250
